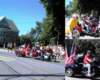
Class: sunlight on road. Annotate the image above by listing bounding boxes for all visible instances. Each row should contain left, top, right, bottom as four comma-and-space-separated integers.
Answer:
0, 56, 16, 62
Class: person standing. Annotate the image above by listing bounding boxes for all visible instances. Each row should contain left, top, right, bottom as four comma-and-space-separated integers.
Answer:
65, 13, 79, 38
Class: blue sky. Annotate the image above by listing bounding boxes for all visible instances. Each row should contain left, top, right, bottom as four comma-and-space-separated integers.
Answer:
0, 0, 46, 35
65, 0, 72, 6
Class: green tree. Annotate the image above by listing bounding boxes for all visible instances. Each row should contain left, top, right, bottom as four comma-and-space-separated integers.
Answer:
19, 35, 26, 45
72, 0, 79, 13
78, 0, 100, 16
40, 0, 64, 45
30, 21, 43, 42
29, 0, 64, 46
39, 15, 54, 44
35, 21, 43, 41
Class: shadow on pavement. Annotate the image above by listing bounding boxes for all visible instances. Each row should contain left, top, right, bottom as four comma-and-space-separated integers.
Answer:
34, 57, 61, 63
0, 74, 65, 77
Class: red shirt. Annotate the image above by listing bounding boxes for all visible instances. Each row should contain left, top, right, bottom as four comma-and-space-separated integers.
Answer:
76, 24, 83, 33
83, 54, 92, 64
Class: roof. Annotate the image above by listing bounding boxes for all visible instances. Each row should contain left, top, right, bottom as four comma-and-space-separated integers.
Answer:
0, 16, 19, 32
0, 16, 5, 21
6, 18, 19, 31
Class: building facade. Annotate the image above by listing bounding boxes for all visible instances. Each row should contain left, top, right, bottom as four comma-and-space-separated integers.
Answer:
0, 16, 19, 48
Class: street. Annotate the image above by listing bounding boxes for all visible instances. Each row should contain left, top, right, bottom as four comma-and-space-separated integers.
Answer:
1, 49, 100, 80
65, 75, 100, 80
0, 49, 64, 80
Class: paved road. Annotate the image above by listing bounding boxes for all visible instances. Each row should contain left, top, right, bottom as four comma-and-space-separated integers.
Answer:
0, 49, 64, 80
65, 76, 100, 80
1, 49, 100, 80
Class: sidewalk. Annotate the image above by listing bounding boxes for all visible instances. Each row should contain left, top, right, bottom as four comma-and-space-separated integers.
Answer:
56, 59, 64, 65
0, 48, 16, 56
0, 48, 14, 52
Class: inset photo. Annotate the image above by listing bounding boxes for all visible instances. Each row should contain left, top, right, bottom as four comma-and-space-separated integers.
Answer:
65, 0, 100, 39
65, 39, 100, 80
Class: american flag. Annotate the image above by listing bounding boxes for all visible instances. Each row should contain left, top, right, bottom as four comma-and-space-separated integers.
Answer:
64, 47, 69, 64
70, 43, 77, 58
64, 43, 77, 65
